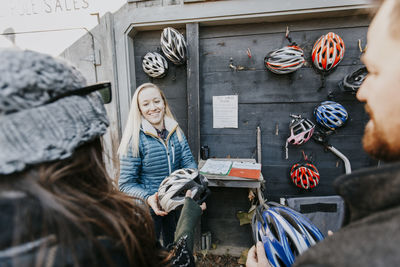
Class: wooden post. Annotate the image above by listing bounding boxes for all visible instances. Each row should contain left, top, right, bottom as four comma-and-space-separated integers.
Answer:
186, 23, 200, 162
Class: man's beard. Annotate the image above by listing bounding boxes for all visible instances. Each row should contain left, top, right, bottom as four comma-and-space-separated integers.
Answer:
363, 121, 400, 162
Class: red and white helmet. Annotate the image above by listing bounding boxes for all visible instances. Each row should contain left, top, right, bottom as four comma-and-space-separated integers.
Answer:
287, 115, 315, 146
312, 32, 345, 71
290, 155, 320, 190
264, 45, 305, 74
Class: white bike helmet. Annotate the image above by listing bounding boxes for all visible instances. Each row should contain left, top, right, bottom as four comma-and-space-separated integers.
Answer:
158, 168, 210, 212
160, 27, 187, 65
264, 45, 305, 74
142, 52, 168, 78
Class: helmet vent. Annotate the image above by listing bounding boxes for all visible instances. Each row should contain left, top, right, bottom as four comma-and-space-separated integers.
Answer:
287, 234, 300, 257
268, 218, 280, 242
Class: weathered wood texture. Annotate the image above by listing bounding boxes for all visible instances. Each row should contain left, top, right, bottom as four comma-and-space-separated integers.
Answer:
204, 187, 254, 249
186, 23, 201, 161
197, 15, 374, 252
199, 15, 374, 200
131, 15, 374, 251
133, 29, 189, 135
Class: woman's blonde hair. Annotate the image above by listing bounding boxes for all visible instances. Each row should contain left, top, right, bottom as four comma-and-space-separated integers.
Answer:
118, 83, 181, 157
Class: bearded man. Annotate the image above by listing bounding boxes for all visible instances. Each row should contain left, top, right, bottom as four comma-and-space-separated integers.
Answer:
247, 1, 400, 266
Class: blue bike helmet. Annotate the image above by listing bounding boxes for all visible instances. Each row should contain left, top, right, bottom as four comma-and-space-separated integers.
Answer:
314, 101, 348, 130
252, 203, 324, 267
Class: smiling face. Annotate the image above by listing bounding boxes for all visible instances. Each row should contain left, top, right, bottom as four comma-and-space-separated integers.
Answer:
138, 86, 165, 130
357, 0, 400, 161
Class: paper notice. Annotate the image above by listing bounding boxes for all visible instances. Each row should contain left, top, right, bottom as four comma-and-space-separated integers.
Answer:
213, 95, 238, 128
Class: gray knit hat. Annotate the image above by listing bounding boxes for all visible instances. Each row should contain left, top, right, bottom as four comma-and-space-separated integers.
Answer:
0, 48, 109, 174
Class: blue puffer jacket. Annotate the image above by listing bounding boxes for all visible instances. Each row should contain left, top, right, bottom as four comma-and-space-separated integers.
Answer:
119, 117, 197, 200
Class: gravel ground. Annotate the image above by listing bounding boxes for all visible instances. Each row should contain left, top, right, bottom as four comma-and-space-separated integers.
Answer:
194, 252, 242, 267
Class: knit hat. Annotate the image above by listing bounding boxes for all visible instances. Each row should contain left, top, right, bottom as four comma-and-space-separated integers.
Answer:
0, 48, 109, 175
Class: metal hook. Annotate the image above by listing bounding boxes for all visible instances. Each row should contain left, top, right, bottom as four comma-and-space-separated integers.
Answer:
302, 150, 308, 161
289, 114, 301, 119
285, 26, 294, 45
229, 58, 246, 71
358, 39, 367, 53
229, 57, 237, 71
246, 48, 252, 58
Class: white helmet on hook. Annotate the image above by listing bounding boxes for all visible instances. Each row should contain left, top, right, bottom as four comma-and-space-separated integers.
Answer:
142, 52, 168, 78
160, 27, 187, 65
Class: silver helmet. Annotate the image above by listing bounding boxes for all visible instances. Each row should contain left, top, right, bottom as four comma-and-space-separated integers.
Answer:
158, 168, 209, 212
160, 27, 187, 65
142, 52, 168, 78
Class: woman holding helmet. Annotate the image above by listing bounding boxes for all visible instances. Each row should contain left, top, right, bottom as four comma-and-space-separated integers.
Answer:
118, 82, 198, 247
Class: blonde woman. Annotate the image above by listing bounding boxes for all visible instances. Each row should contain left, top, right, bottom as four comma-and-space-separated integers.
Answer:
118, 83, 197, 246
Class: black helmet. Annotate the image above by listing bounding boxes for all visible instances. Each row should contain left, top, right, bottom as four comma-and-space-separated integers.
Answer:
338, 67, 368, 94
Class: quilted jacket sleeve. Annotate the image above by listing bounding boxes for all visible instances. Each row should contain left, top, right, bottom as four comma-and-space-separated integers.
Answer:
179, 132, 197, 169
119, 144, 151, 200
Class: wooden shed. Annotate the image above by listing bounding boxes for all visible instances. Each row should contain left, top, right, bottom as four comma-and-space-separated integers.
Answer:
61, 0, 375, 255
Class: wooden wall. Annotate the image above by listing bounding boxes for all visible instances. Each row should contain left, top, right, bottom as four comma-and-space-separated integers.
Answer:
199, 15, 375, 200
132, 14, 375, 253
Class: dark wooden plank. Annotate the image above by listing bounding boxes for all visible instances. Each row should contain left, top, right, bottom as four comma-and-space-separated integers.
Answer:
200, 15, 371, 39
135, 63, 188, 99
200, 133, 373, 199
187, 23, 200, 161
200, 65, 365, 104
200, 102, 368, 136
201, 134, 371, 167
133, 28, 187, 55
204, 187, 254, 248
262, 164, 361, 201
199, 27, 368, 73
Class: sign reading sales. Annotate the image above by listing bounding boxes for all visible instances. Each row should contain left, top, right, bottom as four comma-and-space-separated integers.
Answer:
0, 0, 90, 17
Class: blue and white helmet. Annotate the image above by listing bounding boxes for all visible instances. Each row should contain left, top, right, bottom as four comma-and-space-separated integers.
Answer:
314, 101, 348, 130
252, 203, 324, 267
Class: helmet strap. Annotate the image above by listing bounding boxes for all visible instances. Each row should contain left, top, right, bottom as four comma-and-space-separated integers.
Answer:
318, 72, 326, 91
285, 26, 297, 46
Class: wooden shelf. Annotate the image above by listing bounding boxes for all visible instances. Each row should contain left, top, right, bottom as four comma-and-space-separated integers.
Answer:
198, 158, 263, 189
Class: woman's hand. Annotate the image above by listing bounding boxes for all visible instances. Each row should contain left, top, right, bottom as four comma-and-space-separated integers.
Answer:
185, 190, 207, 211
147, 193, 168, 216
246, 241, 271, 267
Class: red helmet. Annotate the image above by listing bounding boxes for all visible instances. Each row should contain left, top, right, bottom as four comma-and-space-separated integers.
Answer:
312, 32, 345, 71
290, 158, 320, 189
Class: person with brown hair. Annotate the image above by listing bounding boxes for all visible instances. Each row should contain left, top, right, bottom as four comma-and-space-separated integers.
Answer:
0, 48, 202, 267
247, 0, 400, 266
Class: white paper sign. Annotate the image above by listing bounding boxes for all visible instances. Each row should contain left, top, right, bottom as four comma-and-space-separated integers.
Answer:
213, 95, 238, 128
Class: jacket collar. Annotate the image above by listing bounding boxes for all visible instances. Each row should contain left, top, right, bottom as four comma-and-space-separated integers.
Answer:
141, 116, 178, 136
334, 161, 400, 222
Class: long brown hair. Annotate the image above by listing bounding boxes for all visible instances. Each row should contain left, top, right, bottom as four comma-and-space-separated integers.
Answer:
1, 138, 167, 266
